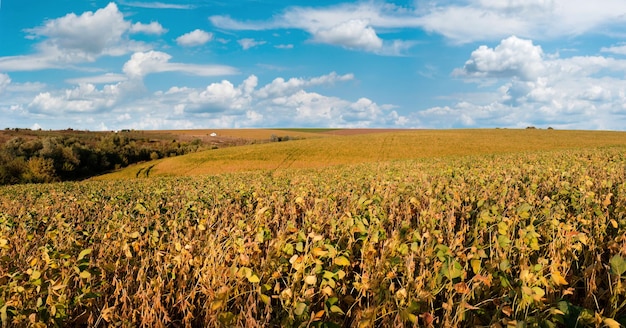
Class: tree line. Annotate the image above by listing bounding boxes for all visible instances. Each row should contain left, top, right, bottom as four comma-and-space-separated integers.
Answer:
0, 131, 205, 185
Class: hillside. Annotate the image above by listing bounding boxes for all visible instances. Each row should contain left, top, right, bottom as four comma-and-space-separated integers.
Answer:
97, 129, 626, 180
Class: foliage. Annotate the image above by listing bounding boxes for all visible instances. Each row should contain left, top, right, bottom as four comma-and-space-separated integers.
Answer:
0, 132, 208, 185
2, 146, 626, 326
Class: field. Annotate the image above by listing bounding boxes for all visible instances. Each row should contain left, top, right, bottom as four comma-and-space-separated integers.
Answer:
100, 129, 626, 179
2, 129, 626, 327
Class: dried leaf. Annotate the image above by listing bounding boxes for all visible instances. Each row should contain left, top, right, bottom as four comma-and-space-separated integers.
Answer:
304, 275, 317, 285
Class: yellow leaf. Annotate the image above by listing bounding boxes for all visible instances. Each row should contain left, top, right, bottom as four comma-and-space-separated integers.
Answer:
30, 270, 41, 280
334, 256, 350, 266
211, 299, 224, 311
551, 271, 568, 286
603, 318, 621, 328
312, 247, 328, 257
260, 294, 270, 305
312, 310, 325, 321
471, 259, 481, 274
304, 275, 317, 285
79, 271, 91, 279
247, 273, 260, 283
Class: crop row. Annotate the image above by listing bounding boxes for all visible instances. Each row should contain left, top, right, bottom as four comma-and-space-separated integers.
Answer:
1, 147, 626, 327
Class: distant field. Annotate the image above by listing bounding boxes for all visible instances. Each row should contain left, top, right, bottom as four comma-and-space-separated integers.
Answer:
97, 129, 626, 180
146, 128, 333, 141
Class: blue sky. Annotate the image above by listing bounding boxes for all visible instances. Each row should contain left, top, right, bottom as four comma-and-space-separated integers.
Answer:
2, 1, 626, 130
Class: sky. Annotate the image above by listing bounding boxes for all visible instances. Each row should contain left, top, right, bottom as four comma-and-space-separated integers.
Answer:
2, 1, 626, 130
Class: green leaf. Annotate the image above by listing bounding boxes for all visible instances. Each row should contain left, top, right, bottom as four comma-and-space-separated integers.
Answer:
330, 305, 345, 315
294, 302, 307, 316
610, 255, 626, 276
497, 235, 511, 248
1, 305, 7, 326
283, 243, 294, 255
77, 248, 92, 261
441, 260, 463, 279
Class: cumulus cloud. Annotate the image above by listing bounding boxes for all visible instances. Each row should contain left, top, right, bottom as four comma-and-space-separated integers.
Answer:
0, 3, 166, 71
257, 72, 354, 98
15, 70, 400, 130
211, 1, 626, 47
25, 3, 129, 56
313, 19, 383, 51
28, 82, 123, 114
176, 29, 213, 46
122, 51, 237, 79
238, 38, 266, 50
453, 36, 545, 81
211, 3, 417, 55
420, 36, 626, 129
130, 21, 167, 35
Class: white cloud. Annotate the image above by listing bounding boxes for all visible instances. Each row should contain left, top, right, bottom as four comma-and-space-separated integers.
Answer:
120, 1, 194, 10
238, 38, 266, 50
176, 29, 213, 47
453, 36, 545, 81
313, 19, 383, 52
211, 3, 418, 55
66, 73, 127, 85
420, 36, 626, 129
128, 72, 398, 129
0, 73, 10, 93
275, 44, 294, 49
419, 0, 626, 43
122, 51, 238, 79
257, 72, 353, 98
28, 82, 123, 113
211, 1, 626, 47
26, 3, 129, 56
130, 21, 167, 35
0, 3, 154, 71
6, 69, 403, 129
601, 44, 626, 55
